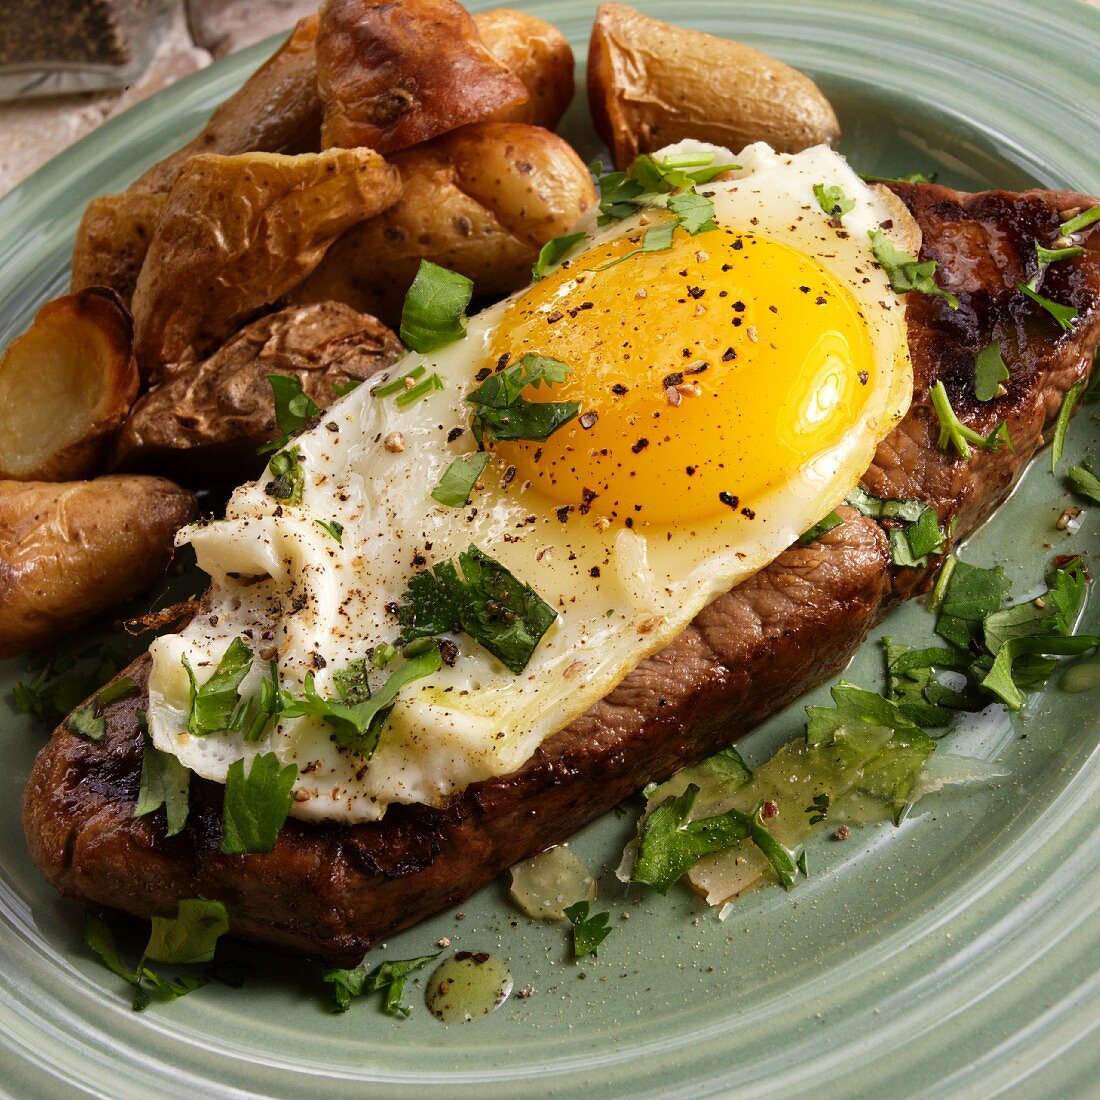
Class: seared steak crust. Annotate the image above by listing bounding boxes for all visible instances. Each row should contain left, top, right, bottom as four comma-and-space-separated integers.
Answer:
22, 184, 1100, 964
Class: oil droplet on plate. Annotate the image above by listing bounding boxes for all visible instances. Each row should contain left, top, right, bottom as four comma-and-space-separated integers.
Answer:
425, 952, 513, 1023
1059, 656, 1100, 694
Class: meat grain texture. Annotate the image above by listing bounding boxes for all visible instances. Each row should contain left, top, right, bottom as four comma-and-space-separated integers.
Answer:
23, 184, 1100, 964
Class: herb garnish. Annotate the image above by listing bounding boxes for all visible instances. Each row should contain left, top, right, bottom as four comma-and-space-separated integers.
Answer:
12, 642, 129, 724
533, 231, 588, 279
134, 732, 191, 837
1059, 206, 1100, 235
974, 342, 1010, 402
1051, 379, 1085, 472
399, 261, 473, 353
220, 752, 298, 855
1017, 282, 1078, 333
467, 353, 579, 445
182, 638, 254, 737
798, 510, 843, 544
845, 486, 944, 567
265, 446, 305, 505
315, 518, 344, 543
929, 381, 1010, 460
397, 545, 556, 674
861, 171, 937, 184
1035, 241, 1084, 266
260, 374, 320, 455
324, 952, 440, 1017
813, 183, 854, 218
396, 372, 445, 407
868, 229, 959, 308
432, 452, 491, 507
63, 676, 140, 742
1067, 463, 1100, 504
563, 901, 612, 958
372, 364, 425, 397
805, 793, 830, 825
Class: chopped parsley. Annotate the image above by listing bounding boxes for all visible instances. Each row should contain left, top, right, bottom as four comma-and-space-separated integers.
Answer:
861, 171, 937, 184
797, 510, 843, 544
812, 183, 854, 218
63, 676, 139, 742
929, 381, 1010, 460
845, 486, 944, 568
805, 792, 830, 825
805, 681, 924, 747
597, 220, 676, 270
533, 231, 588, 279
845, 486, 926, 523
324, 952, 440, 1017
1017, 282, 1078, 333
1035, 241, 1084, 266
1059, 205, 1100, 235
563, 901, 612, 958
399, 261, 473, 353
467, 353, 579, 445
260, 374, 319, 455
868, 229, 959, 308
220, 752, 298, 855
134, 733, 191, 837
974, 341, 1010, 402
1051, 379, 1086, 473
181, 638, 254, 737
432, 451, 491, 507
1067, 463, 1100, 504
333, 378, 362, 396
12, 642, 128, 724
315, 518, 344, 543
397, 545, 557, 674
265, 446, 304, 505
280, 644, 442, 758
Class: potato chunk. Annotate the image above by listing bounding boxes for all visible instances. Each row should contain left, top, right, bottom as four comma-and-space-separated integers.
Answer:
0, 288, 138, 482
0, 476, 195, 658
130, 147, 401, 378
294, 122, 596, 327
588, 3, 841, 169
316, 0, 528, 152
115, 302, 402, 480
71, 191, 167, 305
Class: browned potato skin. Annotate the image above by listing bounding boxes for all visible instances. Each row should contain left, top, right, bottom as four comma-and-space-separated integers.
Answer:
474, 8, 574, 129
0, 288, 139, 482
130, 147, 401, 379
294, 122, 597, 328
588, 3, 841, 170
130, 16, 322, 195
316, 0, 528, 153
0, 476, 195, 658
114, 302, 403, 481
71, 191, 167, 305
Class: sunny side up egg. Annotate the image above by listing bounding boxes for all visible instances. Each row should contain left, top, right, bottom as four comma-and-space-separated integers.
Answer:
147, 141, 917, 823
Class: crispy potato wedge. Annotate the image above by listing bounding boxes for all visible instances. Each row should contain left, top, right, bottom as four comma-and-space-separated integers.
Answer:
0, 475, 195, 658
130, 16, 323, 195
130, 147, 401, 378
588, 3, 841, 169
70, 191, 167, 305
294, 121, 596, 327
114, 302, 402, 480
316, 0, 528, 152
474, 8, 574, 129
0, 289, 139, 482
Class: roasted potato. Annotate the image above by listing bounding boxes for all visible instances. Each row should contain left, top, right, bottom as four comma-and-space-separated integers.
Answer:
114, 302, 402, 480
316, 0, 528, 153
130, 147, 401, 378
0, 288, 138, 482
70, 191, 167, 305
474, 8, 574, 130
588, 3, 841, 170
130, 15, 323, 195
0, 475, 195, 658
294, 122, 596, 327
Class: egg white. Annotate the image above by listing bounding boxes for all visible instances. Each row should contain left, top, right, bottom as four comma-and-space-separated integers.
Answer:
147, 142, 916, 822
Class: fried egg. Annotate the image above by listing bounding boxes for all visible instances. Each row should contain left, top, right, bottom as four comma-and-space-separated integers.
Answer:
147, 141, 917, 822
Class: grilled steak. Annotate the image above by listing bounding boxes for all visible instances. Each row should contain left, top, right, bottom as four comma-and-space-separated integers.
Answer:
22, 183, 1100, 965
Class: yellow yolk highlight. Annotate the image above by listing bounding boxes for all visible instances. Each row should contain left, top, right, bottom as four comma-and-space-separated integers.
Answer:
488, 226, 877, 527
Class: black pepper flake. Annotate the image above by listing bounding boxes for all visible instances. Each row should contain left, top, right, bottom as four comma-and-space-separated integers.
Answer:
625, 517, 634, 528
722, 347, 736, 362
312, 653, 327, 669
325, 421, 339, 432
474, 367, 492, 382
687, 286, 705, 299
385, 601, 400, 615
579, 410, 599, 429
589, 566, 601, 578
662, 371, 684, 388
732, 300, 746, 312
799, 285, 811, 294
686, 465, 697, 476
685, 362, 709, 375
732, 239, 744, 251
440, 639, 459, 666
546, 310, 564, 324
533, 447, 543, 462
497, 353, 510, 371
681, 348, 693, 358
611, 382, 628, 395
719, 491, 740, 509
858, 370, 869, 385
446, 426, 464, 442
556, 505, 573, 523
740, 506, 756, 520
502, 465, 517, 485
815, 295, 827, 305
721, 263, 733, 272
412, 552, 427, 567
631, 437, 649, 454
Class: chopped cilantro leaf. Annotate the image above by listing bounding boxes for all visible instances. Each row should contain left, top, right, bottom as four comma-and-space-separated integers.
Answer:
813, 183, 855, 218
974, 341, 1010, 402
432, 452, 491, 507
259, 374, 320, 455
563, 901, 612, 958
144, 898, 229, 965
597, 221, 677, 269
846, 486, 926, 523
315, 518, 344, 544
929, 381, 1010, 460
798, 510, 843, 544
220, 752, 298, 855
805, 792, 830, 825
467, 353, 579, 445
399, 261, 473, 353
1017, 282, 1078, 333
397, 545, 557, 674
13, 643, 131, 725
280, 645, 442, 758
63, 676, 139, 742
888, 506, 945, 568
1059, 206, 1100, 235
85, 912, 140, 985
372, 364, 425, 398
862, 171, 937, 184
265, 446, 304, 505
232, 660, 281, 743
1035, 241, 1084, 266
934, 559, 1011, 650
1051, 380, 1085, 473
333, 378, 362, 397
805, 681, 924, 747
869, 229, 959, 309
182, 638, 254, 737
667, 190, 717, 234
324, 952, 440, 1016
533, 231, 588, 279
134, 737, 191, 837
883, 637, 978, 728
332, 658, 372, 705
982, 634, 1099, 710
1068, 463, 1100, 504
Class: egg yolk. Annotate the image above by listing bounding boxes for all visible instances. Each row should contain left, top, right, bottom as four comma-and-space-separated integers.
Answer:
486, 226, 877, 527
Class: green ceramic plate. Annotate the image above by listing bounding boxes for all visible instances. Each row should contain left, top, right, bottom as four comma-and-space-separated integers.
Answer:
2, 1, 1099, 1096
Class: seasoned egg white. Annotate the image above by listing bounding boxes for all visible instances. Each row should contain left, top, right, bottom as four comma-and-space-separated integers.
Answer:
148, 142, 917, 822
